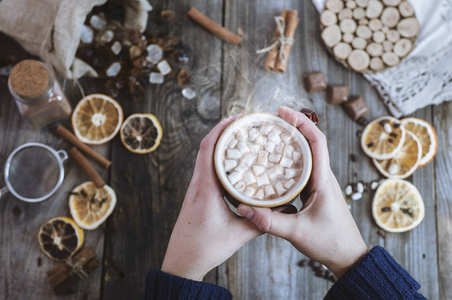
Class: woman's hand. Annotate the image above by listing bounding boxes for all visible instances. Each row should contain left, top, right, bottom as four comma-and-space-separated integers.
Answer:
237, 107, 368, 278
161, 115, 261, 281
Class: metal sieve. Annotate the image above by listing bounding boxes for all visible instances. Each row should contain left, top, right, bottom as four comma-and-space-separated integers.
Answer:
0, 142, 68, 202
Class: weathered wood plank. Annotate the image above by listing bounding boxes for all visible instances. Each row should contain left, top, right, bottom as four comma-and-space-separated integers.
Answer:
101, 0, 224, 298
433, 101, 452, 300
0, 34, 108, 299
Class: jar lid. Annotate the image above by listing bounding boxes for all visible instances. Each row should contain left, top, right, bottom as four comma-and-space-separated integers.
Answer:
9, 60, 49, 98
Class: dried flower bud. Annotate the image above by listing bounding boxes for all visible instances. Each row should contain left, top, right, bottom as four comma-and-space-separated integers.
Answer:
105, 80, 119, 98
128, 29, 142, 44
177, 69, 190, 86
129, 45, 143, 60
128, 77, 144, 102
299, 108, 319, 125
161, 10, 175, 22
169, 49, 189, 64
132, 56, 148, 69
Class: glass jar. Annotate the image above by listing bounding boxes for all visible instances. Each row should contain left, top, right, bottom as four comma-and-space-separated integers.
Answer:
8, 59, 72, 129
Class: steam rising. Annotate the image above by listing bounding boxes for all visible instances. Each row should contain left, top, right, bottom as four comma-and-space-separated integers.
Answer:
188, 39, 312, 120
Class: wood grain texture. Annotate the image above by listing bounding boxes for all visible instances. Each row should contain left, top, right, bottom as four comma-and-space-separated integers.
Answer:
0, 35, 107, 299
0, 0, 451, 299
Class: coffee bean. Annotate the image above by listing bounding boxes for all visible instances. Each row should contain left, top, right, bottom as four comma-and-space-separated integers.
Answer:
349, 153, 357, 162
297, 259, 307, 267
308, 260, 317, 268
315, 270, 325, 277
329, 274, 337, 282
356, 130, 363, 138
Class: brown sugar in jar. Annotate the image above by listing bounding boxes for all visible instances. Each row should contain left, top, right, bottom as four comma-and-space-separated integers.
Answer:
8, 60, 72, 129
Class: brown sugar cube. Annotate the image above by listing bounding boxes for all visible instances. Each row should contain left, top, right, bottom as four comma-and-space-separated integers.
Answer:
344, 96, 370, 120
327, 86, 349, 105
305, 72, 327, 93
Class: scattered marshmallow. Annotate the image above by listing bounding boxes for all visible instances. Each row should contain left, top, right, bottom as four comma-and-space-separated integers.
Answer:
284, 179, 296, 189
226, 149, 241, 159
252, 166, 265, 176
265, 141, 276, 153
228, 172, 242, 184
260, 125, 273, 135
284, 169, 298, 179
244, 187, 256, 197
224, 160, 237, 171
268, 132, 282, 144
344, 185, 353, 196
388, 164, 399, 175
265, 185, 276, 197
255, 189, 265, 200
249, 128, 259, 141
256, 174, 270, 186
384, 123, 392, 133
237, 141, 250, 154
351, 192, 362, 201
235, 182, 246, 192
285, 145, 294, 157
228, 138, 238, 148
157, 60, 171, 75
275, 182, 287, 196
242, 153, 257, 166
269, 154, 281, 163
257, 151, 269, 165
357, 182, 365, 193
244, 172, 256, 185
256, 135, 268, 145
267, 167, 283, 180
293, 151, 301, 162
280, 157, 294, 168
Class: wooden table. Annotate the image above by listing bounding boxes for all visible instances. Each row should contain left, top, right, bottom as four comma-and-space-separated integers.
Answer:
1, 0, 451, 299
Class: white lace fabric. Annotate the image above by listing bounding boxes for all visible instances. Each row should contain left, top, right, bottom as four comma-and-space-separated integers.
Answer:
312, 0, 452, 117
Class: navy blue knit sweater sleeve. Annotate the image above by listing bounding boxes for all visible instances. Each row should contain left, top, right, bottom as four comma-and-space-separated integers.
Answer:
144, 270, 232, 300
325, 246, 426, 299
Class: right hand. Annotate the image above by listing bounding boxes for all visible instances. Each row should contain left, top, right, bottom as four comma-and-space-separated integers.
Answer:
237, 106, 368, 278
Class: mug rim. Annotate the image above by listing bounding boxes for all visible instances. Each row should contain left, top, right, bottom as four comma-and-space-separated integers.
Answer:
4, 142, 67, 203
214, 113, 313, 208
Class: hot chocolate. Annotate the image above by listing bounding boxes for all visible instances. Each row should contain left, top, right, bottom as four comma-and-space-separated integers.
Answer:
215, 113, 312, 207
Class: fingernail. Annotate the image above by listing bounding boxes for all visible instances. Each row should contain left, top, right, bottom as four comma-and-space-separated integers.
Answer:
279, 106, 292, 112
220, 114, 241, 124
238, 205, 255, 220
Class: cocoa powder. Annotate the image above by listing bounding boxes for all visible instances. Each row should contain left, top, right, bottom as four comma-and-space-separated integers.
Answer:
9, 60, 49, 99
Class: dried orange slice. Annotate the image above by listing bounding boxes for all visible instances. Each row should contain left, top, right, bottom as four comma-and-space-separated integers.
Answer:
401, 117, 437, 167
72, 94, 123, 145
361, 116, 406, 160
120, 114, 163, 154
373, 131, 421, 179
38, 217, 84, 261
69, 181, 117, 230
372, 179, 424, 233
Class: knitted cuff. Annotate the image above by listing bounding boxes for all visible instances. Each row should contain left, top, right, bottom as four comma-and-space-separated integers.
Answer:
325, 246, 426, 300
145, 270, 232, 300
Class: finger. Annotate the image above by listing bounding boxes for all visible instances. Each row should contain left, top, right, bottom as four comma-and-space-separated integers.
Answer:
193, 115, 241, 177
278, 106, 329, 163
237, 204, 297, 240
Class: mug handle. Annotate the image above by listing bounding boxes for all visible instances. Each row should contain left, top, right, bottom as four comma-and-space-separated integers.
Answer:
0, 186, 9, 199
57, 150, 68, 162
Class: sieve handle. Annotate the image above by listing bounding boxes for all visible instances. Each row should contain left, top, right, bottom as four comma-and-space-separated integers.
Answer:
57, 150, 68, 162
0, 186, 9, 199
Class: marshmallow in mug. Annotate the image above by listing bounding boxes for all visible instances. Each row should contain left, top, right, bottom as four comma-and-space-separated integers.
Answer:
215, 113, 312, 208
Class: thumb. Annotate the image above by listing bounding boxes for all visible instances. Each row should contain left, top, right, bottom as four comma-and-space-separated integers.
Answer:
237, 204, 297, 239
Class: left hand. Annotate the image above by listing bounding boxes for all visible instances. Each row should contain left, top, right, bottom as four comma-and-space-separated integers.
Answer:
161, 115, 262, 281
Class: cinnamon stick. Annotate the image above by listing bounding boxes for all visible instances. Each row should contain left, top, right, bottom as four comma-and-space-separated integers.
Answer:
55, 125, 111, 168
69, 147, 105, 188
275, 10, 299, 73
47, 248, 99, 295
264, 10, 288, 72
188, 7, 242, 45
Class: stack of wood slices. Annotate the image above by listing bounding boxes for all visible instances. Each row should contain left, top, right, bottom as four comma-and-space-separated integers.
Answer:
320, 0, 419, 72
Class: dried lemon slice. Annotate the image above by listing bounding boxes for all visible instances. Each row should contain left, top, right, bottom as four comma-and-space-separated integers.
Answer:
38, 217, 84, 261
372, 179, 425, 233
120, 113, 163, 154
361, 116, 406, 160
373, 131, 421, 179
69, 181, 117, 230
401, 117, 437, 167
72, 94, 123, 145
